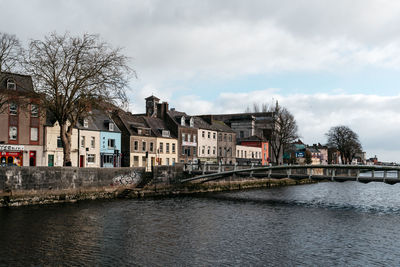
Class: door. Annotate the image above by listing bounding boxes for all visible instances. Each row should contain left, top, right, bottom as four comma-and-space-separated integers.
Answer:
29, 151, 36, 166
48, 155, 54, 167
80, 155, 85, 167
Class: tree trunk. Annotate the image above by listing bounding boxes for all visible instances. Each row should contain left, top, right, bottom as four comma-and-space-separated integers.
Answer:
60, 123, 73, 166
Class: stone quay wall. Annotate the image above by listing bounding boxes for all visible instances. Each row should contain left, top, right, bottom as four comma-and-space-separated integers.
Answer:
0, 164, 314, 207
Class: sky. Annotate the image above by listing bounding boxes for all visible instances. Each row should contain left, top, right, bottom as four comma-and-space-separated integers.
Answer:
1, 0, 400, 162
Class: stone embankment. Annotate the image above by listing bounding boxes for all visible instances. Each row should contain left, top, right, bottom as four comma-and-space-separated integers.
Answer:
0, 165, 316, 207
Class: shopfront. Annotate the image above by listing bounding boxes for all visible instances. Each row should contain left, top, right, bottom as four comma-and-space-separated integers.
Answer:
0, 145, 24, 166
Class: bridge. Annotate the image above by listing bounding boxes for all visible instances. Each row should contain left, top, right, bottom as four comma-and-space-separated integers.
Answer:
181, 164, 400, 185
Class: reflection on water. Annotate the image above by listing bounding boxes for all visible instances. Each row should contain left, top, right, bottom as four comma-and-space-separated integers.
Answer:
1, 182, 400, 266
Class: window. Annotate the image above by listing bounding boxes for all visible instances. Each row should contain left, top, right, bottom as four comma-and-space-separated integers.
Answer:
31, 104, 38, 117
7, 79, 16, 90
188, 134, 191, 142
264, 153, 267, 160
9, 126, 17, 140
172, 143, 176, 153
87, 154, 95, 163
166, 158, 170, 166
81, 136, 85, 148
241, 150, 243, 158
240, 131, 244, 138
172, 158, 175, 165
229, 135, 232, 142
182, 147, 185, 155
91, 136, 95, 148
213, 133, 216, 139
213, 146, 216, 155
208, 132, 210, 138
207, 146, 210, 155
104, 155, 114, 164
9, 103, 17, 115
218, 133, 222, 141
182, 133, 186, 141
219, 147, 222, 156
193, 135, 196, 143
224, 134, 227, 141
162, 130, 170, 137
109, 123, 114, 131
189, 117, 194, 127
193, 147, 196, 156
150, 142, 154, 152
30, 127, 38, 141
202, 131, 205, 138
166, 143, 170, 153
108, 139, 115, 149
245, 151, 247, 158
142, 141, 146, 151
159, 142, 163, 153
264, 144, 267, 150
57, 136, 63, 148
83, 119, 88, 128
202, 146, 205, 155
134, 141, 138, 150
181, 116, 185, 126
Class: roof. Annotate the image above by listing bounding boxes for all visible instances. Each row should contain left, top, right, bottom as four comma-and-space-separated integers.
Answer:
90, 109, 121, 133
211, 112, 273, 123
145, 95, 160, 101
193, 116, 235, 133
143, 116, 176, 138
0, 72, 34, 93
239, 135, 266, 142
115, 110, 154, 136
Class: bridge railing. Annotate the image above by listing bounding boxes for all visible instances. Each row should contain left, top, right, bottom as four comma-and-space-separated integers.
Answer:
182, 163, 400, 183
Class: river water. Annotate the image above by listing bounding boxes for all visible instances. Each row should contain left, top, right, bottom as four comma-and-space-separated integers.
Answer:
1, 181, 400, 266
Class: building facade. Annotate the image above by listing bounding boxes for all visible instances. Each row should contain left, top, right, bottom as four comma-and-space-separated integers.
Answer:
0, 72, 45, 166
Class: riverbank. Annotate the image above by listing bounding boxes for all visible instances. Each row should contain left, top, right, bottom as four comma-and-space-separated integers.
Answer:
0, 177, 317, 207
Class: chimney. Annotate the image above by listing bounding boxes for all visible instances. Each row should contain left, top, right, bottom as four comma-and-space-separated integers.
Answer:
157, 101, 169, 119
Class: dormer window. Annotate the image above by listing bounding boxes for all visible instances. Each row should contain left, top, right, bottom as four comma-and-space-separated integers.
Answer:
109, 122, 114, 131
83, 119, 88, 128
138, 129, 142, 135
7, 79, 16, 90
189, 117, 194, 127
162, 130, 170, 137
181, 116, 185, 126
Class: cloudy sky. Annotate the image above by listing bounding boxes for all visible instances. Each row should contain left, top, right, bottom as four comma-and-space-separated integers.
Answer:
2, 0, 400, 162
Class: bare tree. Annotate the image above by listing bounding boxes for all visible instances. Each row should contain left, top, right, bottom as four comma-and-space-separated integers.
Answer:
269, 102, 299, 165
326, 125, 362, 164
23, 32, 133, 166
0, 33, 21, 73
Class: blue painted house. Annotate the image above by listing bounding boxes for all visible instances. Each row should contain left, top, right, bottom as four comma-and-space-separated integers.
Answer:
92, 110, 122, 167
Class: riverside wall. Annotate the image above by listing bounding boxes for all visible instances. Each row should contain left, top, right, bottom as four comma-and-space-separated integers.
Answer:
0, 165, 315, 207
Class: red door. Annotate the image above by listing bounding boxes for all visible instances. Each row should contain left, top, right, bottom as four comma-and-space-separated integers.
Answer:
80, 155, 85, 167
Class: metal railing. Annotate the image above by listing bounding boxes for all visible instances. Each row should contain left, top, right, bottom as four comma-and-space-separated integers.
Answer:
181, 164, 400, 184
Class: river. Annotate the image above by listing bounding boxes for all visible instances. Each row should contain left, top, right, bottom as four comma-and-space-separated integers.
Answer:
1, 181, 400, 266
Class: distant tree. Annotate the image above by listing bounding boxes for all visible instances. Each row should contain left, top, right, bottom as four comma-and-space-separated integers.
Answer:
23, 32, 133, 166
0, 32, 21, 73
245, 101, 299, 165
326, 125, 362, 164
269, 102, 299, 165
0, 33, 25, 113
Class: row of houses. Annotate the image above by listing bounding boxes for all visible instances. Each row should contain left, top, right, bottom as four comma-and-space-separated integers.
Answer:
0, 72, 271, 168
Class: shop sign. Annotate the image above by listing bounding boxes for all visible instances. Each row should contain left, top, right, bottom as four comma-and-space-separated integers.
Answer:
182, 141, 197, 147
0, 145, 24, 151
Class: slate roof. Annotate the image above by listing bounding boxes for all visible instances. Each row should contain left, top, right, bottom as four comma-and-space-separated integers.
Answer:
116, 110, 154, 136
194, 116, 235, 133
143, 116, 176, 138
239, 135, 266, 142
0, 72, 34, 92
90, 109, 121, 133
